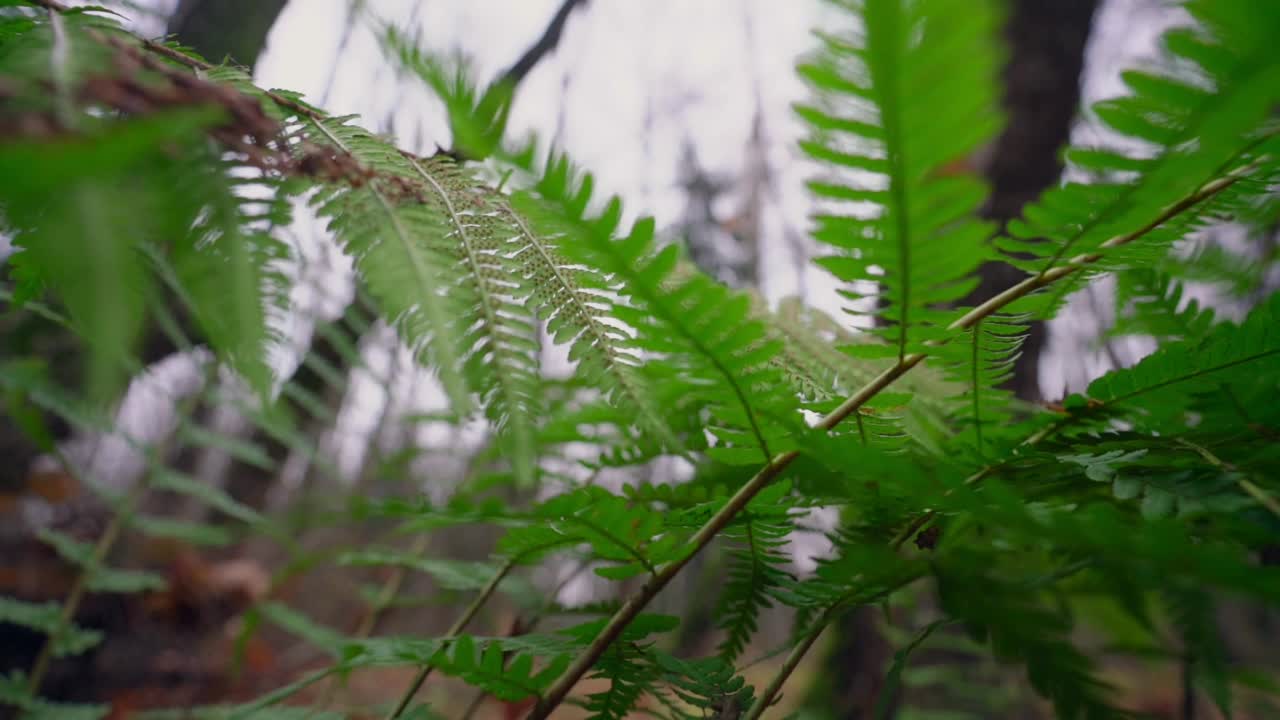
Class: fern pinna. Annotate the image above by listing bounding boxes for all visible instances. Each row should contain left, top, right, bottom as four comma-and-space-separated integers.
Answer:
2, 0, 1280, 719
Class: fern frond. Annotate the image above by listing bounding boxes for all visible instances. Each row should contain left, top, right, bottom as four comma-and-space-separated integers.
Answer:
383, 25, 511, 161
714, 505, 796, 662
497, 487, 691, 580
798, 0, 1004, 357
37, 528, 165, 593
0, 670, 106, 720
936, 313, 1029, 458
935, 557, 1125, 719
1084, 292, 1280, 429
1031, 161, 1280, 319
404, 155, 541, 484
756, 297, 957, 453
1111, 269, 1217, 342
422, 635, 570, 702
303, 117, 474, 413
338, 550, 521, 593
509, 151, 802, 464
0, 15, 299, 399
654, 654, 755, 720
157, 160, 292, 396
1001, 2, 1280, 317
495, 197, 678, 456
1, 109, 225, 399
0, 597, 101, 659
757, 296, 879, 404
1164, 588, 1232, 718
581, 641, 659, 720
782, 526, 923, 613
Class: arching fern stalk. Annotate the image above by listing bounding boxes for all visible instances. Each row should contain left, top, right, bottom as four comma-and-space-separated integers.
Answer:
4, 0, 1280, 719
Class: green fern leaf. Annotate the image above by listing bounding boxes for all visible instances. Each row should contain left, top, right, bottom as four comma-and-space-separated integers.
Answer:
654, 653, 755, 720
1001, 2, 1280, 317
0, 109, 225, 399
798, 0, 1004, 357
1084, 292, 1280, 428
305, 117, 473, 413
423, 635, 569, 702
496, 198, 679, 455
511, 152, 802, 463
936, 313, 1028, 458
403, 156, 541, 484
1110, 270, 1218, 342
715, 513, 795, 662
338, 550, 520, 593
935, 556, 1125, 719
583, 644, 658, 720
258, 602, 349, 659
0, 598, 102, 658
1165, 588, 1233, 719
162, 163, 292, 397
0, 671, 106, 720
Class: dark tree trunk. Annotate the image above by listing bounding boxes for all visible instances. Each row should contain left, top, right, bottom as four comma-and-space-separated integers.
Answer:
166, 0, 291, 69
812, 2, 1099, 717
969, 0, 1100, 403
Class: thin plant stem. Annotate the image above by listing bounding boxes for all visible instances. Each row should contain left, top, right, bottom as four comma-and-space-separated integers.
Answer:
25, 476, 145, 695
1177, 438, 1280, 519
528, 162, 1255, 720
743, 618, 826, 720
384, 557, 517, 720
27, 375, 209, 695
456, 559, 593, 720
319, 532, 433, 710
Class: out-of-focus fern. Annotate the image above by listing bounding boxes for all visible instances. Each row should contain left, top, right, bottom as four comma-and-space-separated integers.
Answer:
1, 10, 289, 400
1110, 269, 1218, 343
1165, 588, 1232, 718
936, 555, 1124, 719
497, 486, 692, 580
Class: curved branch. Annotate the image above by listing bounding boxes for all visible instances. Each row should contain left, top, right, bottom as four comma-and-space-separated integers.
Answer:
500, 0, 589, 88
527, 158, 1255, 720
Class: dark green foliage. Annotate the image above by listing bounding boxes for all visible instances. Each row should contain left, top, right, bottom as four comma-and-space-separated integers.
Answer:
1083, 293, 1280, 429
3, 0, 1280, 719
714, 485, 796, 662
936, 556, 1124, 720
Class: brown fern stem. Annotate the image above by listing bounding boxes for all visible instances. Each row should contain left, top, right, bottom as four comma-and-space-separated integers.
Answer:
527, 160, 1256, 720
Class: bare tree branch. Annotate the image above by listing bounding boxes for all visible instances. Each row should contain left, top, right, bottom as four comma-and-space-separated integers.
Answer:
499, 0, 588, 89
